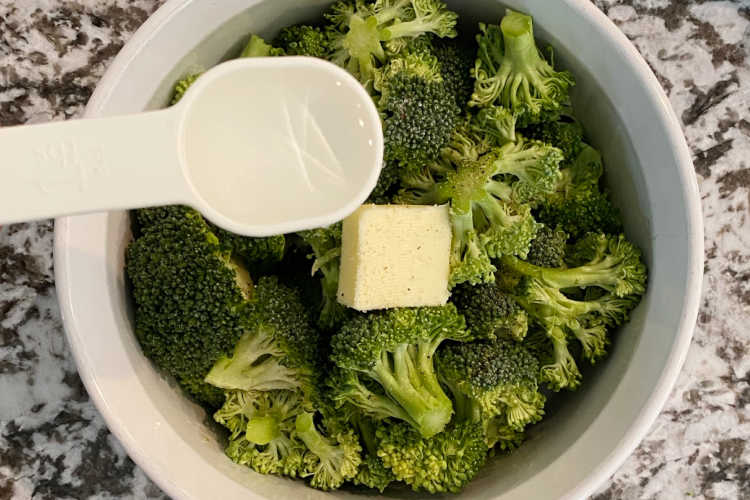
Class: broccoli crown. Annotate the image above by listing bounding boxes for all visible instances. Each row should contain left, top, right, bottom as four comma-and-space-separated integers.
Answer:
218, 389, 307, 477
126, 206, 246, 407
351, 413, 397, 492
296, 411, 362, 490
526, 224, 568, 268
522, 114, 584, 161
470, 10, 574, 127
398, 127, 562, 286
326, 0, 458, 85
367, 159, 402, 204
438, 339, 545, 437
241, 34, 286, 57
537, 144, 622, 239
376, 50, 460, 169
504, 233, 647, 298
274, 24, 330, 58
207, 222, 285, 267
297, 223, 349, 330
472, 105, 517, 145
431, 35, 476, 111
451, 282, 528, 341
171, 73, 202, 105
330, 305, 470, 437
376, 421, 487, 493
204, 276, 321, 395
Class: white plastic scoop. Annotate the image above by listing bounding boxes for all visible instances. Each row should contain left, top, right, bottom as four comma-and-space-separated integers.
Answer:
0, 57, 383, 236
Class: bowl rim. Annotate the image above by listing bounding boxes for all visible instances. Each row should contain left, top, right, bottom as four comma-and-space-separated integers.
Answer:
54, 0, 704, 498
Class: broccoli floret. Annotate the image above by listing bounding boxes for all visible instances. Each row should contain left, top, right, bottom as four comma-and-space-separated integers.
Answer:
216, 389, 307, 477
398, 126, 561, 286
470, 10, 574, 127
171, 73, 202, 105
537, 145, 622, 239
438, 339, 545, 439
451, 282, 528, 341
376, 421, 487, 493
207, 222, 285, 268
522, 113, 584, 161
241, 34, 286, 57
472, 105, 517, 145
376, 50, 460, 169
351, 413, 397, 492
326, 0, 458, 85
204, 276, 320, 395
126, 206, 248, 407
367, 159, 402, 203
297, 223, 349, 330
526, 225, 568, 268
506, 271, 642, 390
330, 305, 470, 438
296, 411, 362, 490
503, 233, 646, 298
274, 24, 330, 57
431, 35, 476, 111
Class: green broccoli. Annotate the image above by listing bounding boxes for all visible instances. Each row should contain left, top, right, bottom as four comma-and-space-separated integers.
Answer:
204, 276, 320, 395
537, 144, 622, 239
451, 282, 528, 341
471, 105, 517, 145
398, 125, 562, 286
296, 411, 362, 490
503, 233, 646, 298
207, 222, 285, 269
297, 223, 349, 330
216, 389, 307, 477
526, 224, 568, 268
350, 412, 397, 492
274, 25, 330, 57
375, 50, 460, 169
437, 339, 545, 446
522, 113, 584, 161
241, 34, 286, 57
431, 34, 476, 111
171, 73, 202, 105
470, 10, 574, 127
330, 305, 470, 438
126, 206, 249, 407
326, 0, 458, 85
376, 421, 487, 493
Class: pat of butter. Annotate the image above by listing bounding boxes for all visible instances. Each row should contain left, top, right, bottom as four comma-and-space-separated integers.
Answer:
337, 204, 451, 311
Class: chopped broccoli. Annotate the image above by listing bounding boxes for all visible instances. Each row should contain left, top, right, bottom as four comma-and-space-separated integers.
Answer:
522, 112, 584, 161
297, 223, 349, 330
217, 389, 306, 477
375, 50, 460, 169
241, 34, 286, 57
376, 421, 487, 493
330, 305, 470, 438
398, 125, 562, 286
296, 411, 362, 490
437, 339, 545, 446
432, 34, 476, 111
526, 224, 568, 268
274, 25, 330, 57
126, 206, 248, 407
451, 282, 528, 341
171, 73, 202, 105
326, 0, 458, 85
470, 10, 574, 127
472, 105, 517, 145
537, 144, 622, 239
204, 276, 321, 395
503, 233, 646, 298
207, 222, 285, 268
351, 413, 397, 492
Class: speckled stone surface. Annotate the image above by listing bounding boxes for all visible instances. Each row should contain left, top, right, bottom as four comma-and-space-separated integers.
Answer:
0, 0, 748, 499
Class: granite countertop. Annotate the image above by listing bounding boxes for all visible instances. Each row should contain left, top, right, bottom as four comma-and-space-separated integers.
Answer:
0, 0, 748, 498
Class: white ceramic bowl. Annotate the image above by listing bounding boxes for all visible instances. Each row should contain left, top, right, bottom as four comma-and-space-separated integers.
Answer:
54, 1, 703, 498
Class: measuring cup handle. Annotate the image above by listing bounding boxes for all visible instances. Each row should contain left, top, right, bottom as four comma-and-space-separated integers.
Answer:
0, 108, 191, 226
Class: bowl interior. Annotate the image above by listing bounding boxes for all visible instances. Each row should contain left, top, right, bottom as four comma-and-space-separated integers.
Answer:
55, 1, 701, 499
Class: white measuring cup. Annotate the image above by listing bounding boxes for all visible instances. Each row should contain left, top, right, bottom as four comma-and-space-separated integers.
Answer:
0, 57, 383, 236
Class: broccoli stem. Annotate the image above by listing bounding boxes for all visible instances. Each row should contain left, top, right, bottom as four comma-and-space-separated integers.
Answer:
372, 345, 453, 438
500, 12, 547, 105
245, 415, 281, 445
503, 254, 627, 294
296, 412, 338, 459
